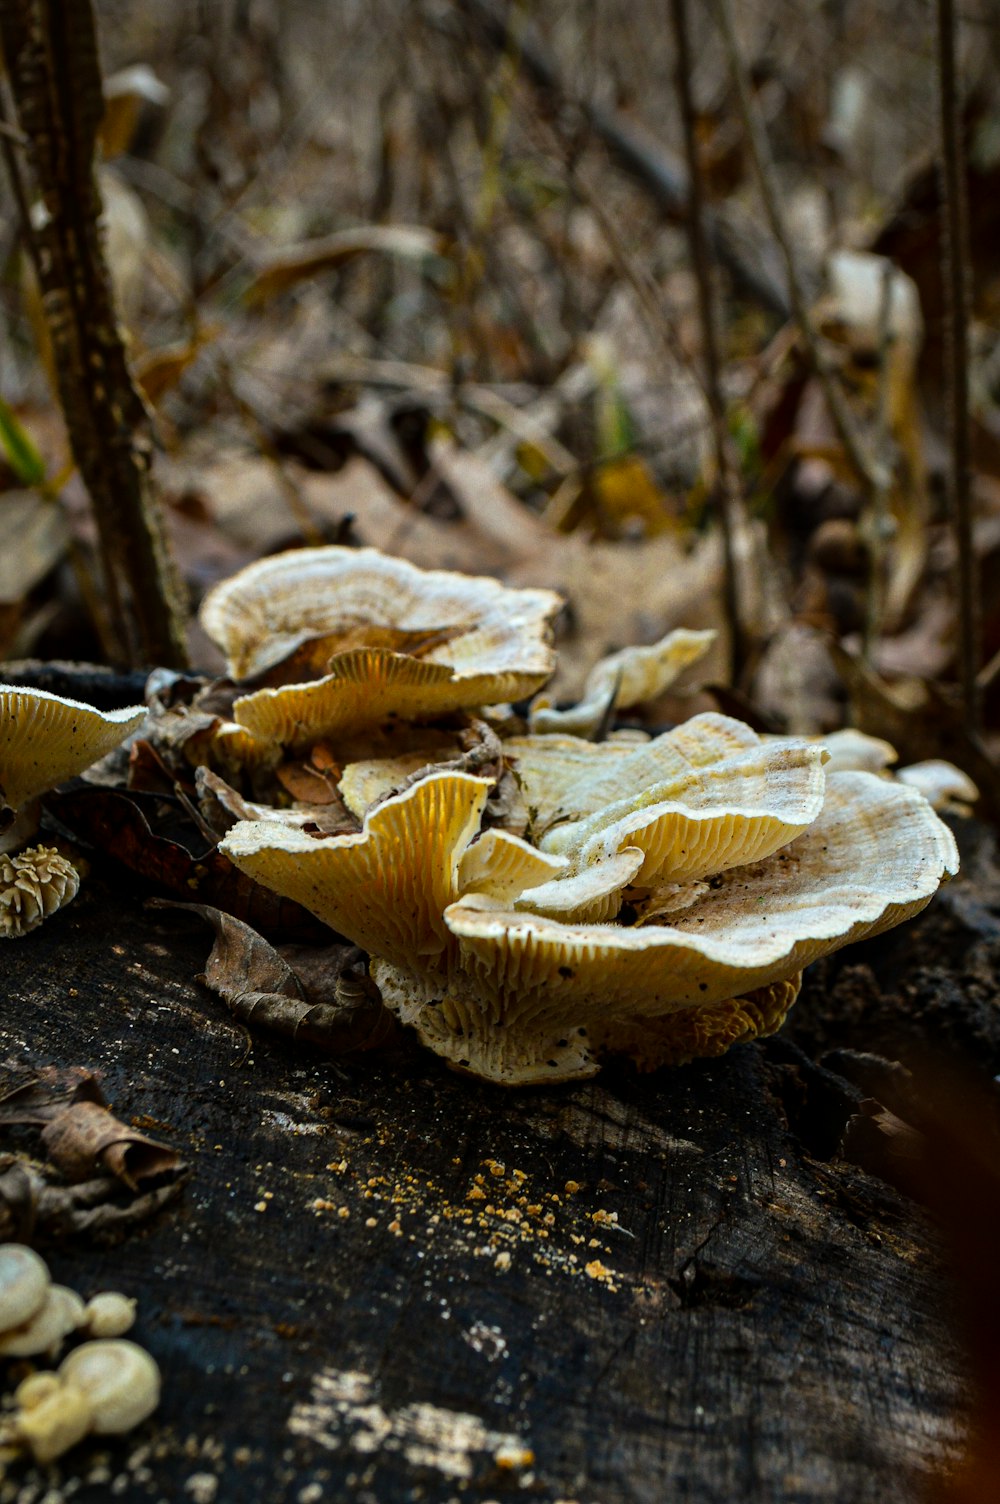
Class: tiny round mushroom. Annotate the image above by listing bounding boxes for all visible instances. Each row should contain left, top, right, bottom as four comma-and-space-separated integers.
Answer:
12, 1379, 93, 1465
82, 1291, 137, 1338
0, 1243, 50, 1335
0, 1284, 86, 1358
14, 1372, 63, 1410
58, 1339, 161, 1434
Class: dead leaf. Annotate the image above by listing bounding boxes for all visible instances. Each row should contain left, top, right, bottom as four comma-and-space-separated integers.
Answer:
151, 901, 397, 1054
244, 225, 444, 307
0, 1070, 181, 1191
47, 785, 330, 941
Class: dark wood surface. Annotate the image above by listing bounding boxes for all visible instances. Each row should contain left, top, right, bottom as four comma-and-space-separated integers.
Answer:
2, 828, 986, 1504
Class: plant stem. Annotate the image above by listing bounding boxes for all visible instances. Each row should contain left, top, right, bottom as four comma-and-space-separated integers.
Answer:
668, 0, 745, 682
936, 0, 979, 731
0, 0, 189, 669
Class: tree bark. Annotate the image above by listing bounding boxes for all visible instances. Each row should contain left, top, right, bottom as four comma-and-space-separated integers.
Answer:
0, 846, 977, 1502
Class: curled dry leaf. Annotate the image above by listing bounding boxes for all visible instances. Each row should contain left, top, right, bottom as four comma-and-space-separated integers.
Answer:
151, 900, 397, 1054
0, 1153, 188, 1247
0, 1070, 181, 1191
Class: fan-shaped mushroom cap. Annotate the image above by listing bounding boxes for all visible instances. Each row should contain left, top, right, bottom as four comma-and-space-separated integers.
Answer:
220, 771, 495, 968
0, 846, 80, 938
0, 687, 145, 814
0, 1284, 85, 1357
220, 744, 958, 1086
539, 738, 828, 889
200, 545, 561, 690
896, 759, 979, 814
590, 975, 803, 1071
58, 1339, 160, 1434
457, 828, 567, 904
0, 1244, 50, 1335
817, 728, 897, 774
432, 772, 957, 1081
530, 628, 715, 736
513, 847, 644, 924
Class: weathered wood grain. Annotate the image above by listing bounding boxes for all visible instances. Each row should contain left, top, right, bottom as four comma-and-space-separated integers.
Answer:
0, 848, 976, 1504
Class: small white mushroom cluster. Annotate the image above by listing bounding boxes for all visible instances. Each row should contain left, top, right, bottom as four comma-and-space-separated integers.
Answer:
0, 1243, 159, 1465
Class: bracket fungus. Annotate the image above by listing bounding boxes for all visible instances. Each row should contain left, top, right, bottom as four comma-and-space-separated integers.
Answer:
199, 546, 562, 752
529, 627, 716, 737
0, 686, 145, 936
220, 711, 958, 1085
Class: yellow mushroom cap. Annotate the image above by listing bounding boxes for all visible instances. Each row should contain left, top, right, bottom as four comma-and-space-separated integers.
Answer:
200, 545, 562, 687
220, 770, 495, 968
58, 1339, 161, 1435
0, 686, 145, 813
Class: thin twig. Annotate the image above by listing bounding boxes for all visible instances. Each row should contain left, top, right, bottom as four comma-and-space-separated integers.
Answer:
668, 0, 745, 682
936, 0, 979, 732
711, 0, 889, 500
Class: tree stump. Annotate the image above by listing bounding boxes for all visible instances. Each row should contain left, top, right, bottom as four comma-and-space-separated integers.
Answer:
3, 818, 991, 1503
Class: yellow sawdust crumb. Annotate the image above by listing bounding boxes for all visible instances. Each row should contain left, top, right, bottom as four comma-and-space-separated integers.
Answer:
494, 1441, 534, 1470
467, 1187, 485, 1201
338, 1207, 350, 1220
495, 1251, 512, 1271
365, 1217, 377, 1228
564, 1180, 583, 1194
585, 1259, 612, 1280
254, 1201, 268, 1213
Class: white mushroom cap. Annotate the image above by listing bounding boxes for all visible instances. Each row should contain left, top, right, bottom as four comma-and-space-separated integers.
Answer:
0, 1284, 86, 1357
58, 1339, 161, 1434
200, 545, 561, 688
0, 686, 145, 814
0, 1244, 50, 1334
896, 759, 979, 813
815, 728, 897, 774
435, 772, 958, 1081
82, 1292, 137, 1339
529, 628, 715, 736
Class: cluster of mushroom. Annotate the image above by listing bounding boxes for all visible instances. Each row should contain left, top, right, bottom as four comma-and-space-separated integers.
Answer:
197, 545, 960, 1086
0, 687, 145, 937
0, 1243, 159, 1464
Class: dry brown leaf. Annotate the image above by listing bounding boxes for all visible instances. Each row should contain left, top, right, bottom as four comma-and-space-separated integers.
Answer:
244, 225, 443, 307
152, 900, 397, 1054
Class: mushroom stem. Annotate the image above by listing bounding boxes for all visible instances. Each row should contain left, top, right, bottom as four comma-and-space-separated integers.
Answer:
0, 799, 41, 856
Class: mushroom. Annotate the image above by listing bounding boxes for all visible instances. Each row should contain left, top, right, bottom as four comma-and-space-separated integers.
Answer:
0, 1243, 50, 1335
82, 1292, 137, 1338
199, 546, 562, 752
0, 686, 146, 936
0, 1283, 85, 1357
220, 714, 958, 1085
58, 1338, 161, 1433
11, 1373, 93, 1465
895, 759, 979, 815
529, 628, 715, 737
